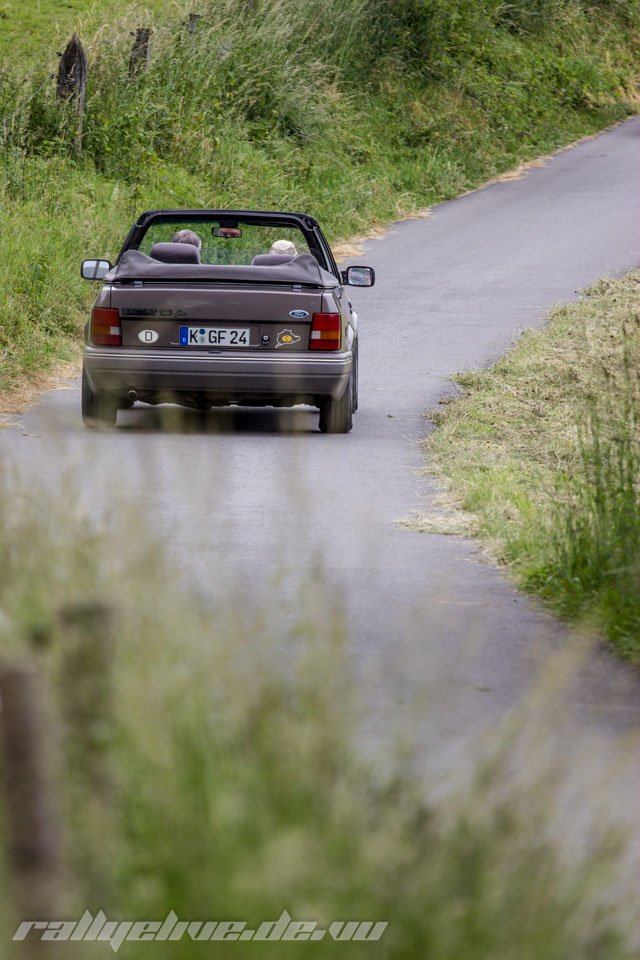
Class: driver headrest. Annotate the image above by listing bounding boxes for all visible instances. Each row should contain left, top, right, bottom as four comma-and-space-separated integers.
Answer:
150, 242, 201, 264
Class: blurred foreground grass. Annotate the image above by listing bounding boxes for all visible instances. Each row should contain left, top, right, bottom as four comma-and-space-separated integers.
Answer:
0, 468, 637, 958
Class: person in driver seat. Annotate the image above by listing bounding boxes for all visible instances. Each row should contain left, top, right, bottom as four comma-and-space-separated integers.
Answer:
172, 229, 202, 254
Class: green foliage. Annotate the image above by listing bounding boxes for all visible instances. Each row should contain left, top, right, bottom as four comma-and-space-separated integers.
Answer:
425, 274, 640, 661
2, 0, 638, 177
0, 0, 173, 62
532, 325, 640, 657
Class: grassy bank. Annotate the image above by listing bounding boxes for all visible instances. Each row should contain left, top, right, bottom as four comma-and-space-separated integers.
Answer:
0, 0, 172, 61
423, 272, 640, 662
1, 0, 639, 399
0, 469, 636, 957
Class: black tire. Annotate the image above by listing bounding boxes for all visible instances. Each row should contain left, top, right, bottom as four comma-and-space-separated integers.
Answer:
82, 365, 118, 428
319, 375, 353, 434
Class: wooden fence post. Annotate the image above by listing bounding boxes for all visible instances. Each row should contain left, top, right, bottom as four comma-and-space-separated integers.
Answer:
56, 33, 87, 155
186, 12, 202, 33
57, 601, 116, 906
129, 27, 153, 78
0, 664, 60, 927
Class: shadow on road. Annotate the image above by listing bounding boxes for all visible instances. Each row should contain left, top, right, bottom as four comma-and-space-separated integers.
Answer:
115, 403, 321, 436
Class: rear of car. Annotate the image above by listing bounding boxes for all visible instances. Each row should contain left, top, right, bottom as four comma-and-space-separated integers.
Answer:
81, 210, 373, 432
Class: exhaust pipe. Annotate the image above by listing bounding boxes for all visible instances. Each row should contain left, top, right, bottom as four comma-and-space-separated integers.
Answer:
127, 390, 137, 403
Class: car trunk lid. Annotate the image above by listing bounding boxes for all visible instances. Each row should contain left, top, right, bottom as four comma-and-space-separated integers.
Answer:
111, 282, 323, 352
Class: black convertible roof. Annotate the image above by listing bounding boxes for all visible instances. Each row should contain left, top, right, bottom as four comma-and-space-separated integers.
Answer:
109, 250, 338, 287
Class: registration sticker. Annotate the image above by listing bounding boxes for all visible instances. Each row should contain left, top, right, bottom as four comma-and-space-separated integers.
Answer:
179, 326, 251, 346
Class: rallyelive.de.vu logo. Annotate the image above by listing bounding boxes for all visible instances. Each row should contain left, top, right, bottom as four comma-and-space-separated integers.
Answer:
14, 910, 388, 951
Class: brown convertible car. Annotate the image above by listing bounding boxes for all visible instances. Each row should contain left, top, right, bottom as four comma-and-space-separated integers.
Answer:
81, 209, 375, 433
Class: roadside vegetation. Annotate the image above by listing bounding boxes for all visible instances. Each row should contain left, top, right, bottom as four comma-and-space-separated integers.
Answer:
0, 470, 637, 957
1, 0, 640, 398
424, 272, 640, 662
0, 0, 171, 62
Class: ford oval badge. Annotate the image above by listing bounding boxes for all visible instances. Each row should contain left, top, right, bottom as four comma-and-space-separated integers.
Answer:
289, 310, 309, 320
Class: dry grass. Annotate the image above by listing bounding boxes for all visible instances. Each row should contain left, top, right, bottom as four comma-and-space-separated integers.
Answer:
491, 157, 548, 182
0, 355, 81, 418
457, 276, 636, 475
332, 223, 390, 262
420, 271, 640, 657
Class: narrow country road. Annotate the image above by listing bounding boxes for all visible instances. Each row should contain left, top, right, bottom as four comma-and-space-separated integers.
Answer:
2, 118, 640, 763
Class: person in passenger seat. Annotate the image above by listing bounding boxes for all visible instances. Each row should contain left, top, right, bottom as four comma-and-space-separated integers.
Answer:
270, 239, 297, 257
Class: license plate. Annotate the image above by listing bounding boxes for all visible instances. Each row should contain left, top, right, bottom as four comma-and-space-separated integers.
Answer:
179, 326, 251, 347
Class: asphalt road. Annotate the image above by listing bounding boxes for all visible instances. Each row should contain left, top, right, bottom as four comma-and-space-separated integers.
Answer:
2, 118, 640, 766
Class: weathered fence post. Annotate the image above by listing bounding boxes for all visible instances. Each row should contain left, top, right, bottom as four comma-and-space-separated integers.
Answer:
56, 33, 87, 155
129, 27, 153, 78
0, 664, 60, 935
57, 601, 116, 906
185, 12, 202, 34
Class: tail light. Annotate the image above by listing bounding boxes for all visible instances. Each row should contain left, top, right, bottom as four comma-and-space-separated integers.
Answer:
309, 313, 341, 351
91, 307, 121, 346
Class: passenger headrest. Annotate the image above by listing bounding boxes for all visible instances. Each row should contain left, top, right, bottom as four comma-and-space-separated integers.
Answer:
251, 254, 295, 266
150, 242, 201, 264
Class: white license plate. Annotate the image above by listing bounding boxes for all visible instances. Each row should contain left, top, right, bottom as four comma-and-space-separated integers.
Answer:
179, 326, 251, 347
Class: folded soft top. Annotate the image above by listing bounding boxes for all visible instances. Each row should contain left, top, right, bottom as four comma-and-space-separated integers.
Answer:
108, 250, 338, 287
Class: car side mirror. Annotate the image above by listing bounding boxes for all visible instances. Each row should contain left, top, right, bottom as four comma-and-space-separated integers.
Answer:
81, 259, 112, 280
342, 265, 375, 287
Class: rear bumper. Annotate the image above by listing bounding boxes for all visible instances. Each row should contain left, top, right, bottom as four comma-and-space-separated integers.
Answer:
83, 345, 352, 401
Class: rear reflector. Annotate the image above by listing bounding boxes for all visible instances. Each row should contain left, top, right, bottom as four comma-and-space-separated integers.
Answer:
91, 307, 121, 346
309, 312, 341, 351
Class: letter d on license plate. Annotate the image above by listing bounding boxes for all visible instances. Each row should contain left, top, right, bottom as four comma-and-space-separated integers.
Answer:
179, 326, 251, 346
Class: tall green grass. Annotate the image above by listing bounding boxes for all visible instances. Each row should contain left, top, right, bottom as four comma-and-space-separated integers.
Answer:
424, 274, 640, 661
532, 314, 640, 657
8, 0, 638, 180
1, 0, 639, 396
0, 470, 636, 957
0, 0, 173, 62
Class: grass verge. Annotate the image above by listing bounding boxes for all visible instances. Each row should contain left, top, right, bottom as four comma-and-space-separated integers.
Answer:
422, 272, 640, 662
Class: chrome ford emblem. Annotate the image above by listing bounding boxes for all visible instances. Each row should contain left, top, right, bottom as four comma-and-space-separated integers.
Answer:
289, 310, 309, 319
138, 329, 159, 344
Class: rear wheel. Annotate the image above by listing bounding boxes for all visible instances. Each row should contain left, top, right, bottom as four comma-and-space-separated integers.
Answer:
318, 376, 353, 434
82, 365, 118, 428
